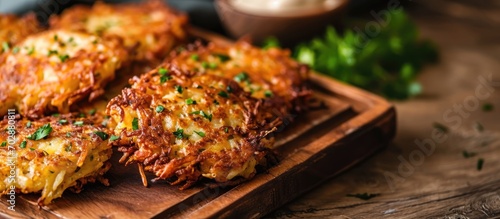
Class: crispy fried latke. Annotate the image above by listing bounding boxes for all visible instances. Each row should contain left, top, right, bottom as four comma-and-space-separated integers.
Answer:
0, 13, 43, 47
50, 0, 188, 63
107, 65, 276, 189
0, 30, 127, 118
165, 41, 311, 126
0, 113, 112, 206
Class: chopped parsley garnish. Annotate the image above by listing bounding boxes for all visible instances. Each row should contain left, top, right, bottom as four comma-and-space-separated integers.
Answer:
224, 127, 229, 133
88, 109, 97, 116
2, 42, 9, 52
346, 193, 380, 200
200, 111, 213, 122
52, 113, 60, 117
27, 124, 53, 140
158, 67, 168, 75
226, 86, 233, 93
214, 53, 230, 62
109, 135, 120, 141
265, 90, 273, 97
53, 35, 58, 41
432, 122, 448, 133
158, 68, 171, 83
202, 62, 218, 69
79, 112, 86, 118
73, 121, 84, 126
234, 72, 249, 83
94, 131, 109, 140
482, 103, 494, 112
186, 98, 196, 105
47, 49, 58, 56
194, 131, 205, 137
27, 46, 35, 55
66, 132, 72, 137
132, 117, 139, 130
218, 91, 229, 98
58, 119, 68, 124
173, 128, 184, 139
58, 54, 70, 62
156, 105, 165, 113
68, 37, 74, 43
29, 148, 35, 151
20, 141, 27, 149
477, 158, 484, 171
26, 121, 32, 128
65, 143, 72, 152
462, 150, 477, 158
190, 111, 201, 115
175, 85, 183, 94
1, 142, 6, 147
12, 47, 19, 54
190, 54, 199, 61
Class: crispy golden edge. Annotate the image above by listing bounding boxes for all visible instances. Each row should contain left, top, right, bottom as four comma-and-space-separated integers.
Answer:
0, 30, 128, 119
0, 13, 43, 45
0, 113, 113, 205
49, 0, 188, 63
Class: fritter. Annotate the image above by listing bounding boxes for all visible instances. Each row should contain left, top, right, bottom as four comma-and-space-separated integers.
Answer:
50, 0, 188, 63
0, 30, 127, 118
0, 114, 112, 206
166, 41, 311, 116
0, 14, 42, 48
107, 65, 275, 189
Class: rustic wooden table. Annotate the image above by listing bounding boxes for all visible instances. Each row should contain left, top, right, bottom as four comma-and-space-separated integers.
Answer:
270, 1, 500, 218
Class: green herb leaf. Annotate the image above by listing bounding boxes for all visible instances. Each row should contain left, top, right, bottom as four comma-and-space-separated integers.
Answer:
214, 53, 230, 62
88, 109, 97, 116
73, 121, 84, 126
65, 143, 72, 152
94, 131, 109, 140
58, 54, 70, 62
26, 121, 32, 128
482, 103, 494, 112
264, 90, 273, 98
156, 105, 165, 113
12, 47, 19, 54
477, 158, 484, 171
27, 46, 35, 55
109, 135, 120, 141
346, 193, 380, 200
1, 141, 6, 147
190, 54, 199, 61
26, 124, 53, 140
58, 119, 68, 124
175, 85, 183, 94
132, 117, 139, 131
200, 111, 213, 122
2, 42, 9, 52
20, 141, 27, 148
186, 98, 196, 105
173, 128, 184, 139
29, 148, 35, 151
234, 72, 249, 83
194, 130, 205, 137
226, 86, 233, 93
218, 91, 229, 98
47, 49, 58, 56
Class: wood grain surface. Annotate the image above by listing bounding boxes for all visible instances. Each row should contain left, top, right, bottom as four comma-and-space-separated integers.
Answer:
268, 1, 500, 218
0, 29, 396, 218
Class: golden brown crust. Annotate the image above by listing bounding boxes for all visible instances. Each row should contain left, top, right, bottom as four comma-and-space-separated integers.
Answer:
0, 30, 127, 118
50, 0, 188, 63
166, 41, 312, 120
0, 113, 112, 205
0, 13, 43, 47
107, 65, 275, 189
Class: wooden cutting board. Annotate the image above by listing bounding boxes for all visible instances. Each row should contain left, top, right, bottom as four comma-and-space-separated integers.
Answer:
0, 27, 396, 219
